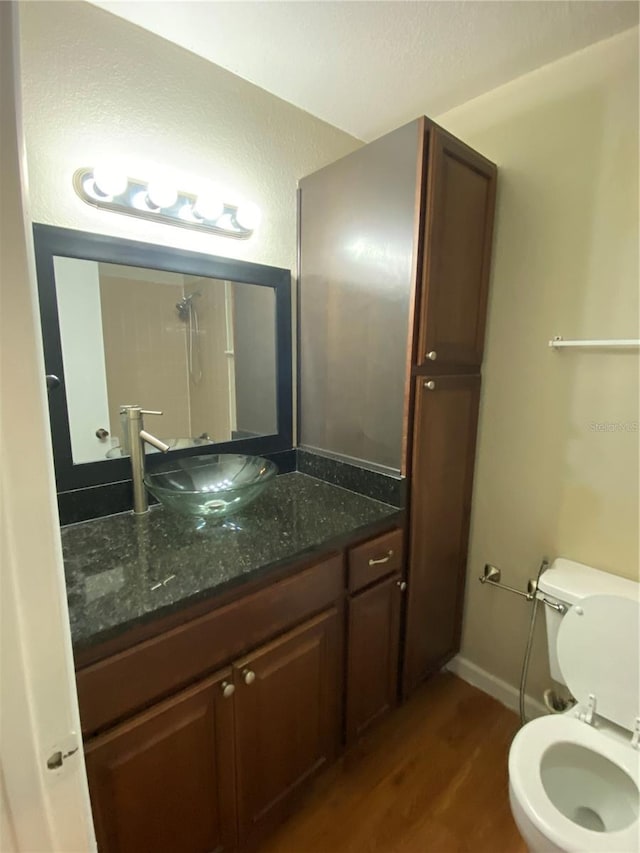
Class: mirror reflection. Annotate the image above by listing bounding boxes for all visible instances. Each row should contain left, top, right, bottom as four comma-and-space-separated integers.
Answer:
53, 258, 277, 464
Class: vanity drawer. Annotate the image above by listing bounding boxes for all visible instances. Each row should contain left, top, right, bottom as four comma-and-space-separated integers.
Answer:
348, 528, 403, 592
76, 552, 344, 737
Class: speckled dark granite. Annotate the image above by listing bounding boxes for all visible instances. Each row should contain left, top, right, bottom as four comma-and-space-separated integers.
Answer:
296, 449, 406, 507
62, 472, 401, 651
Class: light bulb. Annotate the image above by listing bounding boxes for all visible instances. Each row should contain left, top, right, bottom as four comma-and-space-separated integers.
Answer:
146, 180, 178, 210
235, 201, 261, 231
193, 191, 224, 222
92, 165, 127, 198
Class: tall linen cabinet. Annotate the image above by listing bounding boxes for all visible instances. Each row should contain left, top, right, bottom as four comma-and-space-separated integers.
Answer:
298, 117, 497, 696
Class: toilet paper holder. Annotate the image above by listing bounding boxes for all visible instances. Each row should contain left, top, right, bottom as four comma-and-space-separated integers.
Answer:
479, 563, 538, 601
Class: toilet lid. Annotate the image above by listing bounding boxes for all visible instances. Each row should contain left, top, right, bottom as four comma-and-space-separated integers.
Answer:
557, 594, 639, 730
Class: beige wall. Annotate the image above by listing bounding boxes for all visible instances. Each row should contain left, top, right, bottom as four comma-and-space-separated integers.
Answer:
18, 1, 360, 273
436, 28, 639, 702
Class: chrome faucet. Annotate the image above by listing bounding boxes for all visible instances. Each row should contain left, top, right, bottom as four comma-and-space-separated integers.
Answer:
120, 405, 170, 514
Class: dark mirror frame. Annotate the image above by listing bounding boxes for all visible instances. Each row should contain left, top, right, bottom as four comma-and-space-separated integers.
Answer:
34, 224, 293, 495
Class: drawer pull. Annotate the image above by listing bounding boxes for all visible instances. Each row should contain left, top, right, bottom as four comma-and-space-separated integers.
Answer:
424, 380, 436, 390
242, 669, 256, 686
368, 549, 394, 567
221, 681, 235, 699
397, 580, 407, 592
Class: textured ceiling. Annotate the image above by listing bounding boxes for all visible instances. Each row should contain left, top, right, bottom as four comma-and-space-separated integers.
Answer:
90, 1, 639, 141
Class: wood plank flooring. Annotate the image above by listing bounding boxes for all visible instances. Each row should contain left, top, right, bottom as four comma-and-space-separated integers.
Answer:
262, 672, 527, 853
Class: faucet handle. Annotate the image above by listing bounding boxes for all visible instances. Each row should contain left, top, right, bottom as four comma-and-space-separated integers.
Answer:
140, 410, 163, 416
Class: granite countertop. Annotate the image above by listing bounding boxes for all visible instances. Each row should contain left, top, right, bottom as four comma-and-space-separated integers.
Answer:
62, 472, 401, 652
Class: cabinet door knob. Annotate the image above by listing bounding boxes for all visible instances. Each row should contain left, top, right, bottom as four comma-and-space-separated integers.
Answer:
221, 681, 235, 699
426, 351, 437, 361
397, 580, 407, 591
424, 380, 436, 390
242, 669, 256, 686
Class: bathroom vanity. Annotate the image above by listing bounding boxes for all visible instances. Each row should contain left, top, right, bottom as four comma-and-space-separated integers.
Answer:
63, 473, 404, 852
33, 200, 411, 852
33, 112, 497, 852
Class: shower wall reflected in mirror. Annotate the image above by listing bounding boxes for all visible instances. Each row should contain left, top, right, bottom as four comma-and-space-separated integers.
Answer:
53, 257, 277, 464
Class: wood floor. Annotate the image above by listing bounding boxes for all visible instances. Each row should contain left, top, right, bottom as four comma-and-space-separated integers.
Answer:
262, 672, 527, 853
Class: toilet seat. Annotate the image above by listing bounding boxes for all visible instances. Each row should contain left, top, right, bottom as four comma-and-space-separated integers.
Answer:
509, 714, 639, 852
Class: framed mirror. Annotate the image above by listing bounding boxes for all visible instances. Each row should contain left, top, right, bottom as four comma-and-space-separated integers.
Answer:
34, 224, 292, 493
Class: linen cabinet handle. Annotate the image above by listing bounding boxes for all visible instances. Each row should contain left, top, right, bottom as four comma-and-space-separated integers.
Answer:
426, 351, 437, 361
242, 669, 256, 685
368, 550, 393, 566
424, 381, 436, 390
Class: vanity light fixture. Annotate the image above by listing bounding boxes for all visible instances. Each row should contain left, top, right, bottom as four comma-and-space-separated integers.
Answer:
91, 165, 128, 199
193, 191, 224, 223
73, 167, 261, 239
145, 180, 178, 211
234, 201, 262, 232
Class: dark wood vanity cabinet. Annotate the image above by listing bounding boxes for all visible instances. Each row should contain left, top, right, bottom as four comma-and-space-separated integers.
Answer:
346, 573, 402, 742
403, 375, 481, 693
80, 532, 403, 852
299, 116, 497, 701
85, 607, 342, 853
416, 129, 496, 371
404, 124, 494, 691
233, 608, 341, 846
344, 528, 404, 741
85, 668, 237, 853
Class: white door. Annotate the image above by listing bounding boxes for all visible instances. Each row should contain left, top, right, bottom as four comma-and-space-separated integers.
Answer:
0, 6, 96, 851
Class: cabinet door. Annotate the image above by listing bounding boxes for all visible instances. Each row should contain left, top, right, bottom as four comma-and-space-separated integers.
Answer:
346, 573, 402, 743
403, 375, 481, 695
233, 608, 341, 846
85, 669, 237, 853
417, 125, 496, 370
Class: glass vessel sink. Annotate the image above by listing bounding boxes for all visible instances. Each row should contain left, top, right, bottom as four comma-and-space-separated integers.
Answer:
106, 437, 213, 459
144, 454, 277, 519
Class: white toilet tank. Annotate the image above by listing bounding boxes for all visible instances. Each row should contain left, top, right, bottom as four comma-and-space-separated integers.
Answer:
537, 558, 639, 684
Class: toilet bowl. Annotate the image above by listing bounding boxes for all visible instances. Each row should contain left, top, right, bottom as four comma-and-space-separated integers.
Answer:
507, 559, 640, 853
509, 715, 639, 852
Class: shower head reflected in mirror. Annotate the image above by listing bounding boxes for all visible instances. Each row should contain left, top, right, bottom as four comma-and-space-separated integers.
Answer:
176, 292, 202, 383
176, 291, 201, 321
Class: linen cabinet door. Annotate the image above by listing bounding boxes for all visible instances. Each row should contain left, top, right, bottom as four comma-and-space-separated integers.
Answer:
84, 669, 237, 853
418, 125, 496, 371
403, 375, 481, 696
232, 608, 342, 847
346, 573, 402, 743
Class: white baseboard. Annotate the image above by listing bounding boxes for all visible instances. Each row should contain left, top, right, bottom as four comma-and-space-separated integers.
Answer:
445, 655, 547, 720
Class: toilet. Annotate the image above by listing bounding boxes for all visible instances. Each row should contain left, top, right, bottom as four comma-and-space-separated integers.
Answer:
508, 558, 640, 852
